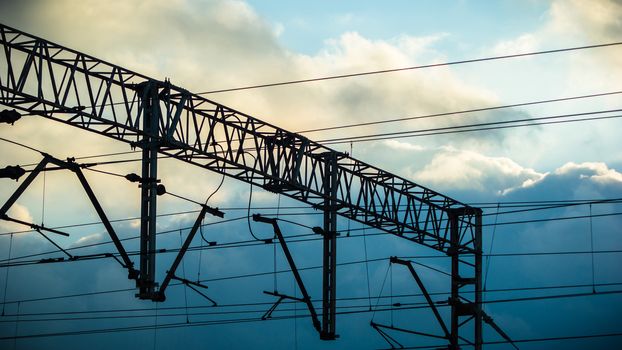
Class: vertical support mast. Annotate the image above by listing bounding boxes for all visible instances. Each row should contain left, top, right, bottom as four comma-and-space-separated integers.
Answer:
137, 80, 161, 299
449, 211, 460, 349
321, 151, 338, 340
449, 208, 483, 349
474, 210, 483, 349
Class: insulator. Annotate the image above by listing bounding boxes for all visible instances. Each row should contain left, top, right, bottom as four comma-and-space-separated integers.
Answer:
125, 173, 141, 183
156, 184, 166, 196
0, 165, 26, 181
0, 109, 21, 125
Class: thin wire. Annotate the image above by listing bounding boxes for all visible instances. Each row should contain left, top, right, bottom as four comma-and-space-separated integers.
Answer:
204, 143, 226, 205
180, 229, 189, 323
319, 113, 622, 146
41, 169, 46, 226
363, 227, 372, 311
293, 278, 298, 350
398, 332, 622, 349
3, 304, 622, 342
197, 226, 203, 283
589, 204, 595, 293
3, 282, 621, 321
371, 263, 392, 322
483, 203, 500, 291
298, 90, 622, 134
1, 233, 13, 316
1, 197, 618, 238
152, 302, 158, 350
390, 263, 394, 327
3, 217, 622, 270
273, 229, 277, 292
166, 192, 203, 206
84, 167, 126, 178
246, 183, 264, 241
319, 108, 622, 144
0, 137, 43, 154
196, 42, 622, 94
13, 301, 20, 350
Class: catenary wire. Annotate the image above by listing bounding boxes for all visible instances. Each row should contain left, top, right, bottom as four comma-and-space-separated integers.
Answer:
196, 42, 622, 94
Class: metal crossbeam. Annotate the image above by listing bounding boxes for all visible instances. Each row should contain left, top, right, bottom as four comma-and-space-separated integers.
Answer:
0, 23, 478, 253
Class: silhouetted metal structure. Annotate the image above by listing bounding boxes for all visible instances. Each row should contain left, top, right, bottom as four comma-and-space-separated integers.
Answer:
0, 23, 483, 347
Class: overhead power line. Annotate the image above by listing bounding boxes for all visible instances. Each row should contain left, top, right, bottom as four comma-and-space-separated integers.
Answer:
317, 108, 622, 144
196, 42, 622, 94
3, 280, 622, 319
1, 289, 620, 340
298, 90, 622, 134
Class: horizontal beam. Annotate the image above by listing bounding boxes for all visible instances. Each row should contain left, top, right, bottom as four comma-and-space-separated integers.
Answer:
0, 22, 479, 254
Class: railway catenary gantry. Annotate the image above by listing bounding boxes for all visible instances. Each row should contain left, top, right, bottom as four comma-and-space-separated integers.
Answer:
0, 23, 482, 348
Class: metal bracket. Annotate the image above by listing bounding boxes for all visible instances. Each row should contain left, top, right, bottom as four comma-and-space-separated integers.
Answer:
171, 275, 217, 306
154, 204, 223, 301
261, 290, 305, 320
0, 154, 138, 280
390, 256, 451, 340
252, 214, 322, 334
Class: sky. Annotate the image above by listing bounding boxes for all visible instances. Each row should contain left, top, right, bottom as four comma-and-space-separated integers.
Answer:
0, 0, 621, 349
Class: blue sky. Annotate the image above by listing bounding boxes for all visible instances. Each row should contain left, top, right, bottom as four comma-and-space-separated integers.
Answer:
0, 0, 621, 349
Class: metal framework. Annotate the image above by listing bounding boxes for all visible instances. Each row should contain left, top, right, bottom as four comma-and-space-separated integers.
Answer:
0, 23, 483, 346
0, 154, 138, 278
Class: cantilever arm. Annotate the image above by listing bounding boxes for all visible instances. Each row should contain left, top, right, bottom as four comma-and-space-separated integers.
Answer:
483, 310, 519, 350
253, 214, 322, 334
155, 204, 223, 301
48, 155, 140, 279
390, 256, 451, 340
155, 205, 208, 301
261, 290, 305, 320
171, 275, 217, 306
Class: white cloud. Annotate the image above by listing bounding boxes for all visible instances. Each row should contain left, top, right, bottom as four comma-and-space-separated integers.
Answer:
0, 203, 34, 233
383, 140, 426, 152
70, 232, 104, 248
554, 161, 622, 184
411, 147, 544, 193
491, 33, 539, 56
548, 0, 622, 44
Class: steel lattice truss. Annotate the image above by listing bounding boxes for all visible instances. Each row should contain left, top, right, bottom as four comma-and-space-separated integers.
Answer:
0, 23, 478, 252
0, 23, 484, 347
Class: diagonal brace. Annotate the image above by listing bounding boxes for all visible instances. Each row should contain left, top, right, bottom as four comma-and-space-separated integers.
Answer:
171, 275, 217, 306
1, 214, 69, 236
390, 256, 451, 340
370, 321, 404, 349
252, 214, 322, 334
261, 290, 305, 320
483, 310, 519, 350
154, 204, 223, 301
48, 156, 139, 279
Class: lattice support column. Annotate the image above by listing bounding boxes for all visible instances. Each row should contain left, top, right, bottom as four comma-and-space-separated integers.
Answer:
136, 80, 161, 299
321, 151, 338, 340
449, 208, 483, 349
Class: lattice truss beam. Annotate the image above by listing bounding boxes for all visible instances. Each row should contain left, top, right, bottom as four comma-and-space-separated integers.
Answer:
0, 23, 479, 253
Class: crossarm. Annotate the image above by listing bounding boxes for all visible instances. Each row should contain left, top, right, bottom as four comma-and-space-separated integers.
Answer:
0, 22, 479, 255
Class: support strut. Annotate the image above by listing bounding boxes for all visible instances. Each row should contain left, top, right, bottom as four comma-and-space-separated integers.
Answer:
0, 154, 138, 279
253, 214, 322, 334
